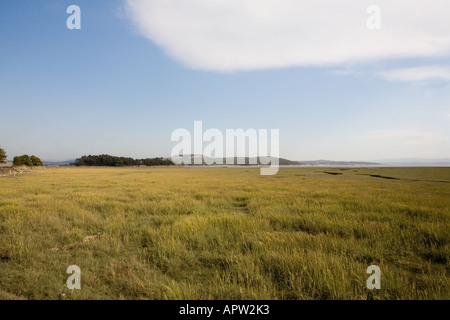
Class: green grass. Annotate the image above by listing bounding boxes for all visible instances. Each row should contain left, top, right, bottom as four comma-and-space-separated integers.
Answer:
0, 166, 449, 299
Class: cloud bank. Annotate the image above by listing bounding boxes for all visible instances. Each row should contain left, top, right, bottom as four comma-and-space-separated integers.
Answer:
125, 0, 450, 72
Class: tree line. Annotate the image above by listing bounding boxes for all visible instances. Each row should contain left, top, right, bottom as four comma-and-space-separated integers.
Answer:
74, 154, 174, 167
13, 155, 43, 166
0, 146, 174, 167
0, 146, 44, 166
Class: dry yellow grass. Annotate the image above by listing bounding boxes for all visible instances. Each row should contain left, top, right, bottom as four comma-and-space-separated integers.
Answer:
0, 166, 449, 299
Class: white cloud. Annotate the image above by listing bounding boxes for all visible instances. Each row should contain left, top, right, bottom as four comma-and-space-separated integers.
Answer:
331, 69, 364, 77
376, 66, 450, 82
125, 0, 450, 72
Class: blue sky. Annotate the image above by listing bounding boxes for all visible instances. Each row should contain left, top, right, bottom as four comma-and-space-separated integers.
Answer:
1, 0, 449, 161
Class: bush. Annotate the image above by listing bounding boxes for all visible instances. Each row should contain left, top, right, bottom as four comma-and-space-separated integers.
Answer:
30, 155, 43, 166
13, 155, 43, 166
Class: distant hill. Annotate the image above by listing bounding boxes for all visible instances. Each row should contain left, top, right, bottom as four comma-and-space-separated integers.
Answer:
43, 160, 75, 166
171, 155, 300, 166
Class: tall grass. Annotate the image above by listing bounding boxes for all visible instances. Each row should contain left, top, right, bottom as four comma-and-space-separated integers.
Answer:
0, 167, 448, 299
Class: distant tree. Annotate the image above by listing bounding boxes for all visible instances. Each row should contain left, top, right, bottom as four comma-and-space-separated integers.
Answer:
13, 155, 32, 166
74, 154, 174, 167
30, 155, 43, 166
12, 155, 42, 166
141, 157, 174, 166
0, 147, 6, 163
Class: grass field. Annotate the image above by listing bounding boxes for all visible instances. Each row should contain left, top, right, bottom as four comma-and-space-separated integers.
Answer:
0, 166, 449, 300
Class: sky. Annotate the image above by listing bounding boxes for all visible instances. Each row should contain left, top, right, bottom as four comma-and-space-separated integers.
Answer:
0, 0, 449, 162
